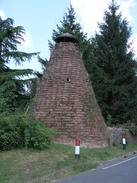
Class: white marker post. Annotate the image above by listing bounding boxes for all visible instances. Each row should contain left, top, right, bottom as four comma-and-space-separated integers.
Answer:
75, 139, 80, 159
122, 134, 126, 150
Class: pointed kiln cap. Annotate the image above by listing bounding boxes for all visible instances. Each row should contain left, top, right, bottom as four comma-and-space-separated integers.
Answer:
55, 32, 78, 43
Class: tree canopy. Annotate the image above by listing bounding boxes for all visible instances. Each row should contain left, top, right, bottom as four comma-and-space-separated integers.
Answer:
92, 0, 137, 125
49, 5, 91, 55
0, 17, 38, 114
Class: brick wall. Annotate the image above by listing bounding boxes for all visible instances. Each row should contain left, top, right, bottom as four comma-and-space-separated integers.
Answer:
31, 42, 108, 148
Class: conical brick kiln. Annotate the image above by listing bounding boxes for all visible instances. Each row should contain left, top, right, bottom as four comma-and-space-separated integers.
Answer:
31, 33, 108, 148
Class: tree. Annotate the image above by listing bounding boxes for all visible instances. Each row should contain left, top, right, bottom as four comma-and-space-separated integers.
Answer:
92, 0, 137, 125
49, 5, 90, 55
29, 56, 48, 99
0, 17, 38, 114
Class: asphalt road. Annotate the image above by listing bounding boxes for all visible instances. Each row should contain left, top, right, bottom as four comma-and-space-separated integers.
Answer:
54, 153, 137, 183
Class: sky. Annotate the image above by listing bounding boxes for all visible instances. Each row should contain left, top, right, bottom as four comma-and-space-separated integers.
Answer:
1, 0, 137, 73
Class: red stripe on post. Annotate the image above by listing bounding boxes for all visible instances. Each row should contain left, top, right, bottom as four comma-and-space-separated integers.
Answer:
76, 139, 80, 146
75, 139, 80, 159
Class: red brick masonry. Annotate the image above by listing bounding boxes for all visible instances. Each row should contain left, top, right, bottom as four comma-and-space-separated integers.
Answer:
31, 42, 108, 148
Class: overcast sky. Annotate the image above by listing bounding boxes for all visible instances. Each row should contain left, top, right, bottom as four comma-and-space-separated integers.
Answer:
1, 0, 137, 72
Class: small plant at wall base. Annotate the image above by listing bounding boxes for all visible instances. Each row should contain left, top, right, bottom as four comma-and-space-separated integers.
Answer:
106, 114, 112, 126
112, 140, 117, 146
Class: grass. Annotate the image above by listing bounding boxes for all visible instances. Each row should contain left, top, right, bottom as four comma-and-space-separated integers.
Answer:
0, 144, 137, 183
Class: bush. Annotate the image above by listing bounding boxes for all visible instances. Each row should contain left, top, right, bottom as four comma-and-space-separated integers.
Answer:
0, 114, 56, 151
126, 121, 137, 135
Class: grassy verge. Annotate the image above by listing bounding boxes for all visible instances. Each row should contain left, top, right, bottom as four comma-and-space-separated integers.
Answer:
0, 144, 137, 183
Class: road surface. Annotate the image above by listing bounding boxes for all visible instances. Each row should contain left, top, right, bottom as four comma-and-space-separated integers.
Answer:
54, 153, 137, 183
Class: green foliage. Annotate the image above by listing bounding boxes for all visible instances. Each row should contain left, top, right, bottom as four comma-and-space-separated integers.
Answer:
0, 114, 56, 151
29, 56, 49, 99
91, 0, 137, 125
0, 16, 55, 151
106, 114, 113, 126
49, 5, 90, 55
0, 17, 38, 65
0, 16, 39, 113
126, 121, 137, 135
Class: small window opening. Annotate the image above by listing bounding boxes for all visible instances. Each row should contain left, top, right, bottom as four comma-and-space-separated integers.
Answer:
67, 78, 70, 82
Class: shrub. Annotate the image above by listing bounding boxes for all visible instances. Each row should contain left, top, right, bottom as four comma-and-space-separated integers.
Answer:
126, 121, 137, 135
0, 114, 56, 151
0, 115, 21, 150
